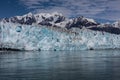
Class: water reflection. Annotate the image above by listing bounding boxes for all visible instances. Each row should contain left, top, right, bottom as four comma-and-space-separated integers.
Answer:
0, 50, 120, 80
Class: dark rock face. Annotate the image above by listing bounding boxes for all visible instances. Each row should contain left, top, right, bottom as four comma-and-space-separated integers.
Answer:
88, 23, 120, 35
44, 16, 54, 22
10, 16, 36, 25
4, 18, 9, 22
54, 16, 65, 23
89, 26, 120, 35
24, 16, 36, 25
38, 15, 65, 26
65, 17, 99, 29
39, 21, 52, 26
3, 16, 37, 25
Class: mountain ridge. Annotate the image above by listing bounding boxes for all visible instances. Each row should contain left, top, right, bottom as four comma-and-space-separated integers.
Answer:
1, 12, 120, 35
1, 12, 120, 50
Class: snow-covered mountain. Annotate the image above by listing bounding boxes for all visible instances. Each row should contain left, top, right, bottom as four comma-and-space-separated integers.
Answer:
2, 12, 66, 25
1, 12, 100, 28
0, 12, 120, 50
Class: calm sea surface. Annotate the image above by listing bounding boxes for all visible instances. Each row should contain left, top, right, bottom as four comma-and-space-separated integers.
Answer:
0, 50, 120, 80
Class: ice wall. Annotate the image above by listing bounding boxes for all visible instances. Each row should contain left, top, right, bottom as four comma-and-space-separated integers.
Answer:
0, 22, 120, 50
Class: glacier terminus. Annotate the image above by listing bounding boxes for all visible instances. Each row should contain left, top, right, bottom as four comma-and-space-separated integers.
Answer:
0, 12, 120, 51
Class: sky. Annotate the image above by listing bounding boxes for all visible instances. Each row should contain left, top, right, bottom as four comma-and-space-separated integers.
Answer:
0, 0, 120, 22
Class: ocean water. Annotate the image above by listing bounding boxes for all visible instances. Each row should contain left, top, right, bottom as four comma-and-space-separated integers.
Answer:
0, 50, 120, 80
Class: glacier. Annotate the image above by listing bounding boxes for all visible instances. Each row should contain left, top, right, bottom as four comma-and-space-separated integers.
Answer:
0, 22, 120, 51
0, 12, 120, 51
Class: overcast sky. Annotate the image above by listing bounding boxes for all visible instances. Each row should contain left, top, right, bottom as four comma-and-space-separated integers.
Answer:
0, 0, 120, 22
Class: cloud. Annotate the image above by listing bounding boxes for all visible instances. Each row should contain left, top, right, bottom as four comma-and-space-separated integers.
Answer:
19, 0, 120, 21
